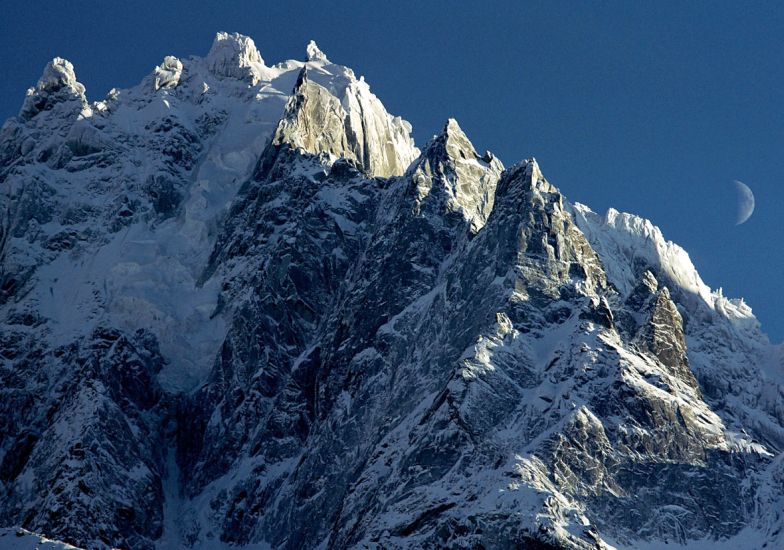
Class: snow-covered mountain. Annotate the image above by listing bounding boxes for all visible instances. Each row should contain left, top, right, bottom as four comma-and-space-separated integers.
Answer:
1, 32, 782, 550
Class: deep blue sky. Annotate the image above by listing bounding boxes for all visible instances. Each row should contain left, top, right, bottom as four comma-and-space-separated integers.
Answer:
1, 1, 782, 341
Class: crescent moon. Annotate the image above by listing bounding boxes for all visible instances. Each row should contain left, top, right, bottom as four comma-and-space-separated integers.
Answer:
734, 180, 755, 225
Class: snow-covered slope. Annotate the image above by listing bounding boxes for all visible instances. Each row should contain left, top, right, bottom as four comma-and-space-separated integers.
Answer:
1, 32, 782, 550
0, 32, 417, 392
0, 528, 81, 549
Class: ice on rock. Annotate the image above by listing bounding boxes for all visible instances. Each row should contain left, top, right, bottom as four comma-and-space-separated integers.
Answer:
35, 57, 86, 96
205, 31, 268, 85
19, 57, 88, 120
571, 203, 716, 305
152, 56, 183, 90
571, 202, 763, 334
306, 39, 329, 63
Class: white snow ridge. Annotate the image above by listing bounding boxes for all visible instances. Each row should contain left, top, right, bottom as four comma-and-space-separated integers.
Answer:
0, 31, 782, 550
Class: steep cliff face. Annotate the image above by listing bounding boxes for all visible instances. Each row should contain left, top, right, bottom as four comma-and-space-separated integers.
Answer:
0, 33, 783, 550
266, 67, 418, 178
407, 118, 503, 233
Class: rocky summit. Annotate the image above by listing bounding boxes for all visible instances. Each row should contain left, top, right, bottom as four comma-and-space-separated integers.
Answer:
0, 32, 783, 550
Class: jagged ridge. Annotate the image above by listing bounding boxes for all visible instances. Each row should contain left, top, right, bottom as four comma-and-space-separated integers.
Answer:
0, 32, 782, 550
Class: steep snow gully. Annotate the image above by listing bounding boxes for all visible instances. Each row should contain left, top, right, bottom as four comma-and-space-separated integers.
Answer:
0, 32, 782, 550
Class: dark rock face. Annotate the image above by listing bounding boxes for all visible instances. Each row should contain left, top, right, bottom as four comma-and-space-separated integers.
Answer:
1, 34, 783, 550
0, 328, 167, 550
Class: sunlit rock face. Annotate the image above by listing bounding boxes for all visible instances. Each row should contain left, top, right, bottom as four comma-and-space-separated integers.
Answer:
205, 31, 267, 85
1, 32, 783, 550
264, 65, 418, 179
407, 118, 503, 233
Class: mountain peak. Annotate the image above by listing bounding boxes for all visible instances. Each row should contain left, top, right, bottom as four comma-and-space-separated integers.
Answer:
524, 157, 544, 184
440, 118, 480, 156
205, 31, 265, 84
408, 118, 503, 232
444, 117, 462, 134
263, 64, 417, 178
496, 158, 554, 198
151, 56, 183, 91
18, 57, 88, 120
36, 57, 85, 96
416, 118, 477, 167
306, 40, 329, 63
